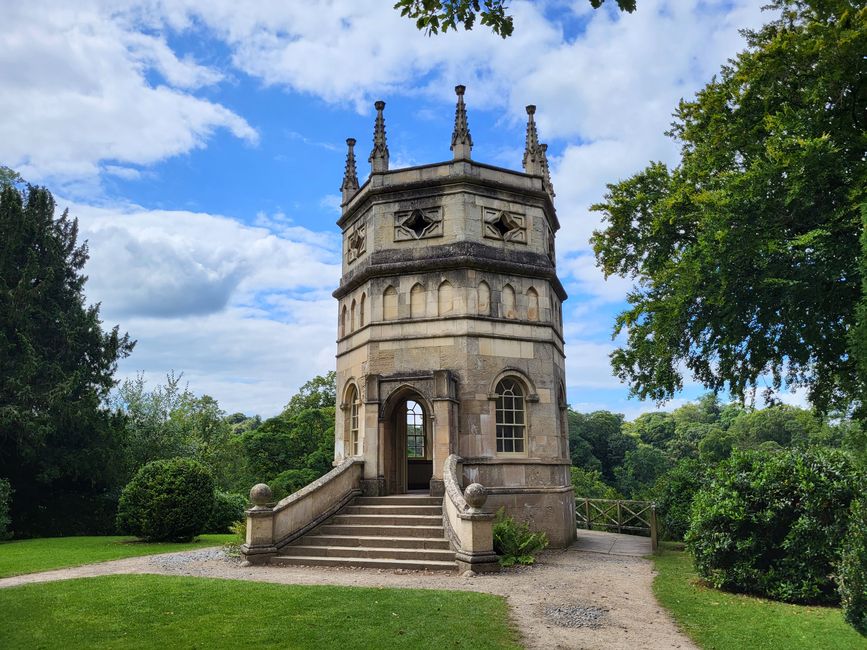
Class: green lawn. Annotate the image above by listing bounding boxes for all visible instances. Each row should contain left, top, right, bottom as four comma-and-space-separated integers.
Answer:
0, 574, 519, 649
0, 535, 234, 578
652, 550, 866, 649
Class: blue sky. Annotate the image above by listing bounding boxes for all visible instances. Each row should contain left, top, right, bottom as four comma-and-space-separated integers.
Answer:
2, 0, 793, 418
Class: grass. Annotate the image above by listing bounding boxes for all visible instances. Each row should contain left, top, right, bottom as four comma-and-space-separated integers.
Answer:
0, 574, 520, 649
652, 550, 866, 650
0, 534, 235, 578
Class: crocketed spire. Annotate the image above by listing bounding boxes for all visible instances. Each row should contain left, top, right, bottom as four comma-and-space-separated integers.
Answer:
539, 143, 555, 198
369, 100, 389, 173
340, 138, 359, 204
522, 105, 542, 176
451, 85, 473, 160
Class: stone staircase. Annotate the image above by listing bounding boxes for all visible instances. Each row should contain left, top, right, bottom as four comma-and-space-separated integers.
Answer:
271, 494, 457, 571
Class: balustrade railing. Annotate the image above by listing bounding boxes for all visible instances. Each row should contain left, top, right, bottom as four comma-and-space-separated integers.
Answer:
575, 498, 658, 551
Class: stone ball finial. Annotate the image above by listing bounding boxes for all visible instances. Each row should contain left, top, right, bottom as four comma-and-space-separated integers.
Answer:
455, 84, 466, 96
526, 104, 536, 115
249, 483, 273, 508
464, 483, 487, 509
374, 100, 386, 111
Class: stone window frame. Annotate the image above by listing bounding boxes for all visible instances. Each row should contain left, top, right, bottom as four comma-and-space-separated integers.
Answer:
394, 206, 444, 242
346, 219, 367, 264
482, 207, 528, 244
405, 400, 426, 458
340, 380, 362, 457
488, 369, 539, 458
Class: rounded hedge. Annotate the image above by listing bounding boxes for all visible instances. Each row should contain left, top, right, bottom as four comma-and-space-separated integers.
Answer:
839, 496, 867, 636
205, 490, 247, 533
686, 448, 859, 605
116, 458, 215, 542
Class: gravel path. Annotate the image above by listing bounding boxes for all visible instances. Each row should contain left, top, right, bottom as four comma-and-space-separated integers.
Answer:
0, 545, 696, 650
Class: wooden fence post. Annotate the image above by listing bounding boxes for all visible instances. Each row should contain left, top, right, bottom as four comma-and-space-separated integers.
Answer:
616, 501, 622, 534
650, 503, 658, 552
584, 499, 591, 530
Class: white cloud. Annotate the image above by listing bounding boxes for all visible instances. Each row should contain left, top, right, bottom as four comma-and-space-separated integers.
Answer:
0, 0, 256, 185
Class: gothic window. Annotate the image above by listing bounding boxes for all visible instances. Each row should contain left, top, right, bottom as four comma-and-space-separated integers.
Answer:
546, 227, 556, 264
340, 305, 347, 338
502, 284, 516, 319
346, 384, 361, 456
410, 283, 425, 318
346, 220, 366, 264
383, 285, 398, 320
527, 287, 539, 321
406, 400, 425, 458
350, 299, 357, 332
483, 208, 527, 244
495, 378, 526, 454
359, 293, 366, 327
394, 207, 444, 241
438, 280, 453, 316
477, 281, 490, 316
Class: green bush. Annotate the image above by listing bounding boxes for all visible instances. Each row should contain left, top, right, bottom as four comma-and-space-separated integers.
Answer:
206, 491, 246, 533
652, 459, 706, 541
270, 468, 319, 501
687, 448, 858, 605
116, 458, 215, 542
223, 519, 247, 558
838, 497, 867, 636
492, 508, 548, 567
0, 478, 11, 540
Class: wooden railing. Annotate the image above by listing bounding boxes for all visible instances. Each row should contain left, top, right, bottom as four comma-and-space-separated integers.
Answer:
575, 498, 658, 552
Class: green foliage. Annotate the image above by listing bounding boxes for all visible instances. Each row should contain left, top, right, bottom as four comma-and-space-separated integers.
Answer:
223, 519, 247, 558
651, 459, 705, 541
0, 478, 11, 540
394, 0, 635, 38
838, 496, 867, 636
568, 410, 634, 483
283, 371, 336, 417
116, 458, 215, 542
591, 1, 867, 413
492, 508, 548, 567
205, 491, 246, 534
687, 448, 860, 604
269, 469, 320, 501
570, 467, 620, 500
0, 182, 134, 536
614, 444, 671, 499
727, 405, 825, 449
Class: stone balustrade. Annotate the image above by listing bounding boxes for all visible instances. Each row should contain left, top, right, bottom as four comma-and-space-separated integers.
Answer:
442, 454, 499, 573
241, 458, 364, 565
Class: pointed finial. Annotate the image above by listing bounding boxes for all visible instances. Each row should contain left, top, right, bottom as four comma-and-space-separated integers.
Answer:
522, 104, 542, 176
369, 100, 389, 173
539, 143, 555, 198
341, 138, 359, 204
451, 84, 473, 160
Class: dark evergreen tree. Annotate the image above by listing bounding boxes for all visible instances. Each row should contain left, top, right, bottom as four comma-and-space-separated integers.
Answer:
0, 179, 134, 535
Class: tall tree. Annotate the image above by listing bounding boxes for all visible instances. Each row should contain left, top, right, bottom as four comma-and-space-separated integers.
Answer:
0, 182, 134, 534
592, 0, 866, 414
394, 0, 636, 38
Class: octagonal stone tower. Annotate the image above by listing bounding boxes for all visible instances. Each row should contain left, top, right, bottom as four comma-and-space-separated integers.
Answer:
333, 87, 575, 546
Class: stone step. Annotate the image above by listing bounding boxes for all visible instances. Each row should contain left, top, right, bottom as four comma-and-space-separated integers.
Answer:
286, 545, 455, 562
271, 555, 457, 572
316, 524, 445, 538
329, 513, 442, 527
342, 504, 442, 516
293, 534, 451, 550
354, 496, 441, 506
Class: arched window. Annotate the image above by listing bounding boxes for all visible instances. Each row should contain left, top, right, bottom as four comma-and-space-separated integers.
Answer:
359, 293, 366, 327
527, 287, 539, 321
477, 281, 490, 316
502, 284, 516, 319
350, 299, 357, 332
346, 384, 360, 456
438, 280, 453, 316
340, 305, 348, 338
406, 400, 425, 458
383, 285, 398, 320
495, 378, 525, 454
410, 283, 425, 318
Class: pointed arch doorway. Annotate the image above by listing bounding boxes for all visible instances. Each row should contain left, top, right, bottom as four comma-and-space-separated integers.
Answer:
382, 390, 433, 494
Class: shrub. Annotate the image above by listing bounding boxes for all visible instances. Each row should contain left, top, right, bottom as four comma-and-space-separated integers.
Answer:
206, 491, 246, 533
270, 468, 319, 501
223, 519, 247, 558
652, 459, 706, 541
838, 497, 867, 636
116, 458, 215, 542
492, 508, 548, 567
570, 467, 620, 500
686, 448, 858, 604
0, 478, 11, 540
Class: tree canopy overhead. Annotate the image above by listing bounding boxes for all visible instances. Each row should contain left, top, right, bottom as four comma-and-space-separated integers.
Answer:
394, 0, 636, 38
592, 0, 866, 414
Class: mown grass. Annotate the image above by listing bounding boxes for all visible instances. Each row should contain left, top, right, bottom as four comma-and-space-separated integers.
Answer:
0, 574, 520, 649
652, 550, 866, 649
0, 535, 234, 578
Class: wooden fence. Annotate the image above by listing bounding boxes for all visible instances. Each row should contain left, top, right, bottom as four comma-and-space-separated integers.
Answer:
575, 498, 658, 551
